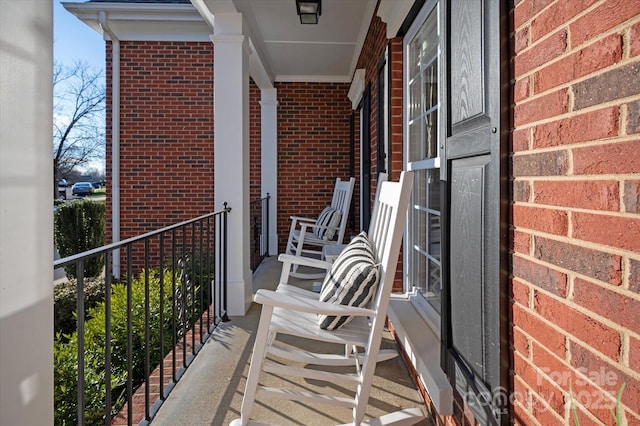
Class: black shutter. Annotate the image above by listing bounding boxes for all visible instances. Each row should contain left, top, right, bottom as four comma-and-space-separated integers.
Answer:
376, 55, 387, 175
361, 84, 372, 231
349, 112, 356, 232
440, 0, 509, 424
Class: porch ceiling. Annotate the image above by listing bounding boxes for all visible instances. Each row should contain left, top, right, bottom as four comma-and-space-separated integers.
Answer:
208, 0, 377, 83
63, 0, 377, 84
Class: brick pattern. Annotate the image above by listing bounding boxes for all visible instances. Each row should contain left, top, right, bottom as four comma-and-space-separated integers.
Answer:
106, 41, 215, 268
356, 13, 388, 207
354, 14, 409, 289
112, 306, 215, 425
275, 82, 353, 253
250, 79, 261, 201
511, 1, 640, 424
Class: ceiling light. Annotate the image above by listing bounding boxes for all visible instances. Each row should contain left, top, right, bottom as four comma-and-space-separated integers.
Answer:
296, 0, 321, 24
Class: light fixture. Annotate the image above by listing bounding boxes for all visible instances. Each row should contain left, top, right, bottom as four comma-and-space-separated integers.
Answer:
296, 0, 321, 24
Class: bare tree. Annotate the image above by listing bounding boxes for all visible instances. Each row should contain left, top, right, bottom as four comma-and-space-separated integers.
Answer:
53, 61, 105, 196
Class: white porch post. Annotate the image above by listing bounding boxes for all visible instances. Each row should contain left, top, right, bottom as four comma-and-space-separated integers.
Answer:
1, 1, 54, 423
211, 13, 252, 315
260, 88, 278, 255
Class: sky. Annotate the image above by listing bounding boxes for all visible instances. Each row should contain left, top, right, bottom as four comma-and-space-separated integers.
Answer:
54, 0, 106, 174
54, 0, 105, 70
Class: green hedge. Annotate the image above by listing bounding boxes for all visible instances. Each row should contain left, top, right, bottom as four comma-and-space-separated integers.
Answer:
54, 278, 106, 338
54, 200, 105, 278
55, 269, 175, 425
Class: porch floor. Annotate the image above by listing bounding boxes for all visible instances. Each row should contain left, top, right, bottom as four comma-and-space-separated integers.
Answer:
151, 256, 434, 426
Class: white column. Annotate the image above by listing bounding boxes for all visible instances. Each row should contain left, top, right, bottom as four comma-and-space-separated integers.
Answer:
0, 0, 54, 424
260, 89, 278, 255
211, 13, 252, 315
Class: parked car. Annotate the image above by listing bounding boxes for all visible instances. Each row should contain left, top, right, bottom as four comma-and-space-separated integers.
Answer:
57, 179, 70, 199
72, 182, 94, 196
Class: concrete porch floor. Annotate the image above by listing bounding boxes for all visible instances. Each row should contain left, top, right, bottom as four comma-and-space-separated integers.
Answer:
151, 256, 434, 426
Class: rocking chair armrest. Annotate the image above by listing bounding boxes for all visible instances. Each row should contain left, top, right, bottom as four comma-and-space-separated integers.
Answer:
289, 215, 317, 223
298, 221, 339, 237
278, 253, 331, 271
255, 289, 375, 317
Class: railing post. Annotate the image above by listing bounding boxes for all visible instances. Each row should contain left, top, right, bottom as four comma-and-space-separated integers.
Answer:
222, 202, 230, 322
53, 209, 232, 425
76, 262, 85, 426
264, 193, 270, 258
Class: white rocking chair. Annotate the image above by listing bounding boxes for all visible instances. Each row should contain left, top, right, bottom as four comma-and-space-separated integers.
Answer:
284, 177, 355, 279
231, 172, 425, 426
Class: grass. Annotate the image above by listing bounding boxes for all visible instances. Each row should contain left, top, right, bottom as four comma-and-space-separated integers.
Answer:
88, 188, 106, 198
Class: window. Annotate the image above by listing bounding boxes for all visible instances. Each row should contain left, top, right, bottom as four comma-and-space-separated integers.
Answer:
404, 0, 441, 331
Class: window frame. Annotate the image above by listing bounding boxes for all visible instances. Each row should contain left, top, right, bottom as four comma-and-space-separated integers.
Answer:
402, 0, 442, 337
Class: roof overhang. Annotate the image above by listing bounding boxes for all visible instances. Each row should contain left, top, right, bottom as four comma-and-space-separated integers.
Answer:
63, 0, 379, 86
62, 2, 211, 41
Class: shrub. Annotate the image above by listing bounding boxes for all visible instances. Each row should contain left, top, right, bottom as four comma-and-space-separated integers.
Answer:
54, 277, 106, 338
54, 269, 175, 425
54, 200, 105, 278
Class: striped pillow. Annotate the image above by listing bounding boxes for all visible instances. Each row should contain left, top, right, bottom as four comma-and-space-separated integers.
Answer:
318, 232, 380, 330
313, 206, 342, 240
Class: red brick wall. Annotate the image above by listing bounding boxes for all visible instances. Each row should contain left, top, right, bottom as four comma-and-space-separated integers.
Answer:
389, 37, 404, 181
250, 79, 261, 201
105, 41, 214, 269
356, 13, 391, 206
275, 82, 352, 253
511, 1, 640, 425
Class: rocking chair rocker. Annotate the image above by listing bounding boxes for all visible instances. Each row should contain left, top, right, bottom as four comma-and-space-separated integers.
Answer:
231, 172, 425, 426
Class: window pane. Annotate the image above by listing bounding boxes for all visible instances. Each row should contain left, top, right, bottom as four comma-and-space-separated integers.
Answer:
426, 258, 441, 313
420, 11, 438, 63
424, 110, 438, 159
428, 213, 441, 260
428, 169, 440, 210
409, 34, 421, 77
413, 208, 427, 253
409, 80, 421, 120
413, 169, 427, 208
423, 62, 438, 112
408, 120, 423, 162
405, 3, 441, 319
412, 248, 427, 293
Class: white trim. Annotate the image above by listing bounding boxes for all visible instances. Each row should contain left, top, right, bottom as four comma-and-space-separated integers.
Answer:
98, 12, 122, 279
264, 40, 356, 46
348, 69, 366, 110
400, 1, 452, 416
213, 11, 253, 315
348, 0, 378, 80
210, 34, 252, 55
248, 39, 275, 89
388, 296, 453, 415
260, 88, 279, 256
377, 0, 415, 39
62, 2, 210, 42
274, 74, 352, 83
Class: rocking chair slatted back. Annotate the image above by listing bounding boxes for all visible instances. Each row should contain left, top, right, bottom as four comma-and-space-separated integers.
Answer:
284, 176, 356, 279
231, 172, 420, 426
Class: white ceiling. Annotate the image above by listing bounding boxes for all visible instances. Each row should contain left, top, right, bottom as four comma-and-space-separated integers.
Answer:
232, 0, 376, 82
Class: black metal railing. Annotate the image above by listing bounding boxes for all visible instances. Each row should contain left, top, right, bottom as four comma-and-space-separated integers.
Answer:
54, 205, 231, 425
250, 193, 270, 271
